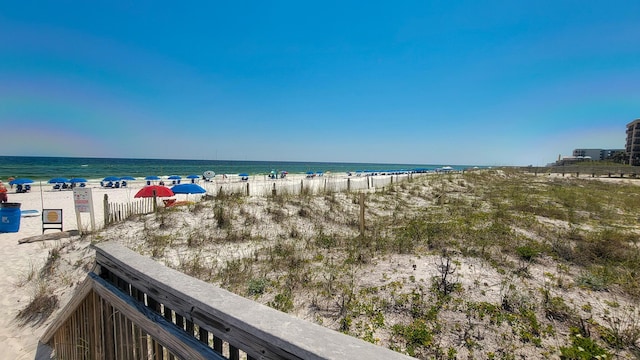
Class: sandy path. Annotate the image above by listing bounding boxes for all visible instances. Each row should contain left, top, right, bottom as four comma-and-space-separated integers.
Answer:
0, 182, 133, 359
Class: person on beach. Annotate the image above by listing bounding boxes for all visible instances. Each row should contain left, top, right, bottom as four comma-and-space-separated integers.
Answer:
0, 181, 8, 203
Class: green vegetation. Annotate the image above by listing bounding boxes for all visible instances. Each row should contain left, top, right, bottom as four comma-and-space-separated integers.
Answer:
98, 169, 640, 358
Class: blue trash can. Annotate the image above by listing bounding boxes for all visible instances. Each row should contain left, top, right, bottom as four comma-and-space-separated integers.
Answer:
0, 202, 21, 233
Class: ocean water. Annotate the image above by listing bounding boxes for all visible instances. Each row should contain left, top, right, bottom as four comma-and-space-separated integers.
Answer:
0, 156, 476, 182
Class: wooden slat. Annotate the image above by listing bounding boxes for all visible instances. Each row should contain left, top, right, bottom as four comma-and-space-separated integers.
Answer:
41, 277, 94, 344
89, 273, 225, 360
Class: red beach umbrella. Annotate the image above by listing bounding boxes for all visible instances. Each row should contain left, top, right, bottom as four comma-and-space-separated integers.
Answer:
134, 185, 174, 198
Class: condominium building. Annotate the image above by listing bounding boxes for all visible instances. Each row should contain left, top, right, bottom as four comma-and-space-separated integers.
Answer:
572, 148, 625, 161
626, 119, 640, 165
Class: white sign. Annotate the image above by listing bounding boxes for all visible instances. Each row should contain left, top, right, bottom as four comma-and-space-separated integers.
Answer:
73, 187, 96, 233
43, 209, 62, 224
73, 187, 93, 213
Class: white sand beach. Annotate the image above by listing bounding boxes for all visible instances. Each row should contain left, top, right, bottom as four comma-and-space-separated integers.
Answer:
0, 173, 354, 359
0, 181, 131, 359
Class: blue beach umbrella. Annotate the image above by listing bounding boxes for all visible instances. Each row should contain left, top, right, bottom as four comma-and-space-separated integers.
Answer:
186, 174, 200, 183
238, 173, 249, 177
145, 176, 161, 181
120, 176, 136, 181
9, 178, 34, 185
102, 176, 120, 182
48, 177, 69, 184
168, 175, 182, 180
171, 183, 206, 194
69, 178, 88, 183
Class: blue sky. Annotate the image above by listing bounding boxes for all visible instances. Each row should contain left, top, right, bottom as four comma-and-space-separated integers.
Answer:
1, 1, 638, 166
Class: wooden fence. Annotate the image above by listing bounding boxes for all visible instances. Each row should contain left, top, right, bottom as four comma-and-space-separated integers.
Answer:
104, 195, 155, 226
523, 165, 640, 178
198, 173, 418, 198
102, 173, 425, 227
41, 242, 414, 360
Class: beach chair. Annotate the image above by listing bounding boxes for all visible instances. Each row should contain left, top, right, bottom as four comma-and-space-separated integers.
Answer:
114, 181, 120, 188
163, 198, 177, 207
80, 183, 86, 187
53, 184, 61, 190
121, 181, 127, 187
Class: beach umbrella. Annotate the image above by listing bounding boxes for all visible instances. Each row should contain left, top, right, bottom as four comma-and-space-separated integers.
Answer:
69, 178, 88, 183
119, 176, 136, 181
171, 183, 206, 194
238, 173, 249, 177
168, 175, 182, 180
102, 176, 120, 182
134, 185, 174, 198
145, 176, 161, 180
48, 177, 69, 184
186, 174, 200, 183
202, 171, 215, 180
10, 178, 34, 185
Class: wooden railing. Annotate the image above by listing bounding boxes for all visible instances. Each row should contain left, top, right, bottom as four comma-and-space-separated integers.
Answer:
522, 165, 640, 177
42, 242, 413, 360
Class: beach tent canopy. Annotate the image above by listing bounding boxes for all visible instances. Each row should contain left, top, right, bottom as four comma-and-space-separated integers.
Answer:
102, 176, 120, 182
10, 178, 34, 185
171, 183, 206, 194
48, 177, 69, 184
134, 185, 174, 198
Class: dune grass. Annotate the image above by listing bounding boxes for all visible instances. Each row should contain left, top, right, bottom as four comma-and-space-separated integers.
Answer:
92, 170, 640, 358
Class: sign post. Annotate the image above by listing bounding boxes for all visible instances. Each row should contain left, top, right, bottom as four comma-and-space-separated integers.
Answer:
73, 187, 95, 234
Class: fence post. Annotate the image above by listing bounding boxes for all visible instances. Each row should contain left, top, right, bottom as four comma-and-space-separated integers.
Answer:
103, 194, 109, 226
153, 190, 158, 213
359, 193, 365, 236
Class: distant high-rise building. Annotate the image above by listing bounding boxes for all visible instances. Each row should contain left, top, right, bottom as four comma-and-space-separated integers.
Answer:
626, 119, 640, 165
